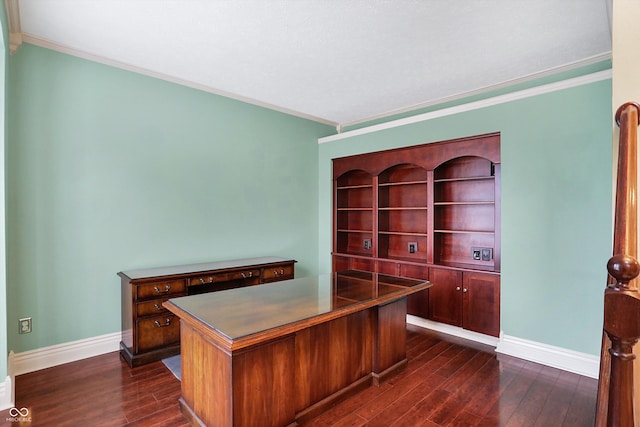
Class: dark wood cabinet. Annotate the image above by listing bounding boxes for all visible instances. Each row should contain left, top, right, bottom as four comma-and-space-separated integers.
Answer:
428, 268, 463, 327
332, 133, 500, 337
119, 256, 296, 367
463, 271, 500, 337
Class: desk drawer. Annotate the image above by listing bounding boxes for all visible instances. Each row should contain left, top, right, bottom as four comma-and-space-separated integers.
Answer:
189, 269, 261, 287
136, 279, 186, 300
262, 263, 295, 282
136, 314, 180, 352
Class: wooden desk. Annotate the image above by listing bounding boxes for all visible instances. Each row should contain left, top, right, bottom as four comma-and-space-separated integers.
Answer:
164, 270, 430, 427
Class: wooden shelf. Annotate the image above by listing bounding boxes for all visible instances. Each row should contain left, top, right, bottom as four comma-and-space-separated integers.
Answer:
434, 229, 495, 234
378, 180, 428, 187
379, 231, 428, 237
433, 176, 494, 183
379, 206, 428, 210
337, 184, 373, 190
433, 201, 493, 206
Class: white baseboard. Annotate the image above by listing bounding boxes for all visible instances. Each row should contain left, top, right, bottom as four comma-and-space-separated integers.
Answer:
407, 316, 600, 379
0, 375, 13, 411
9, 331, 121, 377
407, 315, 500, 347
496, 334, 600, 379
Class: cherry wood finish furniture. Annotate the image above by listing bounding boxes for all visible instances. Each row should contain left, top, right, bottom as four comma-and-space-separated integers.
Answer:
118, 256, 296, 367
596, 103, 640, 426
332, 133, 500, 337
163, 270, 430, 427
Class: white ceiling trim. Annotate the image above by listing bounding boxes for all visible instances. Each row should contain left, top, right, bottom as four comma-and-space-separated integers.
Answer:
19, 31, 612, 132
20, 33, 339, 127
340, 53, 612, 130
319, 69, 612, 144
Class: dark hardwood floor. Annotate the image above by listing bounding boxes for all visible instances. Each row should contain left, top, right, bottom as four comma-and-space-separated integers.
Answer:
0, 324, 597, 426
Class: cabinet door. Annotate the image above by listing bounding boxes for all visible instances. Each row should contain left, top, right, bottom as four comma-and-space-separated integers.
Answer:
428, 268, 462, 327
463, 272, 500, 337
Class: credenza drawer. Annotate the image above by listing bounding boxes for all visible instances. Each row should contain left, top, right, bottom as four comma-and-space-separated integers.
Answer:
136, 314, 180, 352
136, 298, 175, 317
136, 279, 186, 300
263, 264, 295, 282
189, 270, 261, 286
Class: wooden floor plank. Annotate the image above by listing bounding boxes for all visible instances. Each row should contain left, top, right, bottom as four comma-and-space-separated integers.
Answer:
0, 326, 597, 427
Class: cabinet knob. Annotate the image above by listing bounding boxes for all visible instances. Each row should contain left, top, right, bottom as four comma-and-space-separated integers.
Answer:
456, 286, 461, 291
463, 288, 468, 293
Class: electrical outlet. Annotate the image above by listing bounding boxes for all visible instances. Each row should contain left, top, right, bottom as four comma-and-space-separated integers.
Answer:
481, 248, 493, 261
408, 242, 418, 254
364, 239, 371, 250
471, 248, 481, 260
19, 317, 32, 334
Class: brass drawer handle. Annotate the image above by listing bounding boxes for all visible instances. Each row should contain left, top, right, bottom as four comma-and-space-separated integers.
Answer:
274, 269, 285, 276
154, 318, 172, 328
153, 284, 171, 295
199, 277, 214, 284
241, 271, 253, 279
153, 303, 163, 311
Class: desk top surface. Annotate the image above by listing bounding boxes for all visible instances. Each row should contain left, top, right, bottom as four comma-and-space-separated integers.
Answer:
164, 270, 430, 341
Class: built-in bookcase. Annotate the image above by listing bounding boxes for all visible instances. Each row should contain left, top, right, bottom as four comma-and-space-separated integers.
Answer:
433, 156, 498, 270
335, 169, 374, 257
332, 133, 501, 337
378, 164, 429, 263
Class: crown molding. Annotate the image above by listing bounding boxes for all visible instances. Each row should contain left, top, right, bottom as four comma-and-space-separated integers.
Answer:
19, 33, 338, 126
4, 0, 22, 54
339, 53, 612, 130
319, 69, 612, 144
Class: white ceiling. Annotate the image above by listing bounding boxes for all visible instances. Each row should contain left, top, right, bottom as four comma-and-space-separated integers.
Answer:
11, 0, 612, 128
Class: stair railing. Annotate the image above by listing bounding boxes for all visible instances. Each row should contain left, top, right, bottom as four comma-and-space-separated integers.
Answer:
596, 102, 640, 426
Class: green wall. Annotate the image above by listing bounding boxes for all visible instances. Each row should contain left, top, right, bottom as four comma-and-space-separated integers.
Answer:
5, 41, 613, 359
318, 78, 613, 355
6, 44, 333, 352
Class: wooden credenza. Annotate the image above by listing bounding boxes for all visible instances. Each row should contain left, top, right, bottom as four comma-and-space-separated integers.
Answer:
118, 256, 296, 367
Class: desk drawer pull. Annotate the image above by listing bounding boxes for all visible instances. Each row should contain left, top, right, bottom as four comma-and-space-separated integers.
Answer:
199, 277, 214, 284
241, 271, 253, 279
153, 284, 171, 295
154, 318, 172, 328
273, 269, 285, 276
153, 303, 163, 311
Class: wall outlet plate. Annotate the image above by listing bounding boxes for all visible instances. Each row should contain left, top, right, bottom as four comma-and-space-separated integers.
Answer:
471, 247, 481, 260
481, 248, 493, 261
19, 317, 32, 334
364, 239, 371, 250
408, 242, 418, 253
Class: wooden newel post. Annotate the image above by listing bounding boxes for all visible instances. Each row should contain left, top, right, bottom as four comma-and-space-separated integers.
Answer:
601, 102, 640, 426
604, 258, 640, 426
